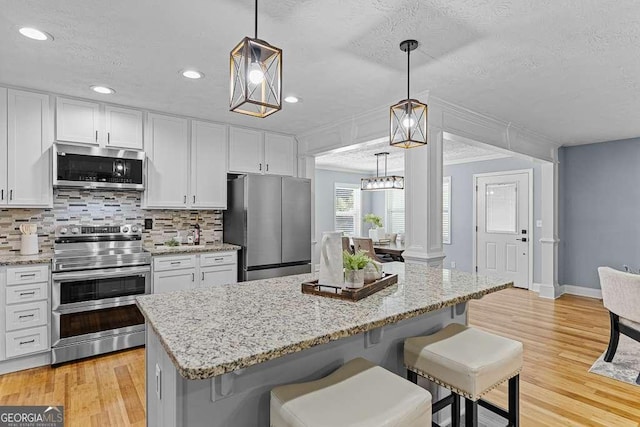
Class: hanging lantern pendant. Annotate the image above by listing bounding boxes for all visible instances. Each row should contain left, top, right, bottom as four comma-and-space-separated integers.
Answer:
390, 39, 428, 148
230, 0, 282, 118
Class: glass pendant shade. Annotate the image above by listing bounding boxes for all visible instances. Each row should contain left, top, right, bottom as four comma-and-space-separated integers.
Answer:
230, 37, 282, 118
390, 98, 427, 148
361, 152, 404, 191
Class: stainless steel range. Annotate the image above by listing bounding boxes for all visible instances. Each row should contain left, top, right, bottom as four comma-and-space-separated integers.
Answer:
51, 224, 151, 365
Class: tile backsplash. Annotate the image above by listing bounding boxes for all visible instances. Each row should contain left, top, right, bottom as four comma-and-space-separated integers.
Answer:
0, 190, 223, 254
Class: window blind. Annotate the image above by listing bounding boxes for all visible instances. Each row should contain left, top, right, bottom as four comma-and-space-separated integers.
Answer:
334, 185, 361, 236
385, 189, 405, 234
443, 176, 451, 244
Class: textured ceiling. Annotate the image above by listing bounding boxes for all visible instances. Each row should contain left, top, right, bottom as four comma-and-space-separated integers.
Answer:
2, 0, 640, 145
315, 137, 508, 172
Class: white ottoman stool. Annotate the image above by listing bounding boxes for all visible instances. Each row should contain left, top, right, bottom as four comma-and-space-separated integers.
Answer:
404, 323, 523, 427
270, 357, 432, 427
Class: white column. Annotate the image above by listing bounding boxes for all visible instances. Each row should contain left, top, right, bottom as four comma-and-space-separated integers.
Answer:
539, 160, 560, 298
403, 108, 445, 267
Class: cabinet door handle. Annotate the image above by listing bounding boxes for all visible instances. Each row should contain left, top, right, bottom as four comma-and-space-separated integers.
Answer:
19, 314, 35, 319
201, 272, 204, 281
183, 195, 187, 204
19, 339, 35, 345
20, 273, 36, 278
193, 195, 196, 203
1, 189, 3, 200
107, 132, 110, 143
95, 130, 98, 142
259, 163, 262, 171
19, 291, 36, 296
9, 190, 13, 200
170, 261, 181, 265
266, 164, 269, 172
191, 273, 195, 282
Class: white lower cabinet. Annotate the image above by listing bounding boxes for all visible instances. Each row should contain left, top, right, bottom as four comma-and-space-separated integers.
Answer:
152, 251, 238, 293
0, 264, 50, 364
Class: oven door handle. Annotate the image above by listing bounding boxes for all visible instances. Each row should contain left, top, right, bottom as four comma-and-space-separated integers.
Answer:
54, 298, 140, 315
52, 266, 151, 282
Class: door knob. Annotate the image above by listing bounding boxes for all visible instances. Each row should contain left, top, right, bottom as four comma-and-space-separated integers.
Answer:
516, 237, 527, 242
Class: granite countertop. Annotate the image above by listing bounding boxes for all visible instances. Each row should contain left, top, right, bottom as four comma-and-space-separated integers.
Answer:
144, 243, 241, 256
136, 262, 512, 380
0, 252, 53, 266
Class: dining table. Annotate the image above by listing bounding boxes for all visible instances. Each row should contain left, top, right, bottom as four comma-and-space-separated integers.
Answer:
373, 241, 405, 261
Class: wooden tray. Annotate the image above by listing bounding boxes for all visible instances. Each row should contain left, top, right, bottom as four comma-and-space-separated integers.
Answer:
301, 273, 398, 301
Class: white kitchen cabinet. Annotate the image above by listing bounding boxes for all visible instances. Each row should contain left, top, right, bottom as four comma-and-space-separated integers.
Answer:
264, 133, 295, 176
228, 126, 296, 176
5, 326, 48, 359
105, 105, 143, 150
228, 127, 263, 174
0, 88, 7, 205
55, 97, 144, 150
145, 113, 190, 208
6, 90, 52, 207
153, 269, 196, 294
200, 265, 237, 287
191, 121, 227, 209
55, 97, 101, 145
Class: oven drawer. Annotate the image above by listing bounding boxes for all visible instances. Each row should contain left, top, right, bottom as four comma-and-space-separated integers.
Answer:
7, 265, 49, 286
6, 282, 48, 305
153, 255, 196, 272
6, 301, 48, 331
199, 251, 237, 267
5, 326, 48, 359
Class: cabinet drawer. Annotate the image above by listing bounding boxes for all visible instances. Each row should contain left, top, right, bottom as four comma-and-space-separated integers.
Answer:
153, 255, 196, 272
6, 300, 48, 331
199, 251, 237, 267
5, 326, 48, 359
6, 282, 48, 304
200, 265, 237, 287
7, 265, 49, 285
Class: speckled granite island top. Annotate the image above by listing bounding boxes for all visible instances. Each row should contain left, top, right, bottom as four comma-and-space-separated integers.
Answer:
0, 252, 53, 266
144, 243, 240, 255
136, 262, 512, 380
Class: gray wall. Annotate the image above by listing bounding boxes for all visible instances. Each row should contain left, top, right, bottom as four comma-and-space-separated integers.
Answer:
559, 138, 640, 289
314, 169, 385, 263
443, 157, 543, 283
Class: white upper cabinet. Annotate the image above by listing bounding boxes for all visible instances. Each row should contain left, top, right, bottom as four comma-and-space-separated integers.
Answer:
55, 97, 100, 145
0, 88, 7, 205
6, 90, 51, 207
264, 133, 295, 176
105, 106, 143, 150
228, 127, 263, 174
228, 127, 296, 176
55, 97, 143, 150
145, 113, 189, 208
191, 121, 227, 209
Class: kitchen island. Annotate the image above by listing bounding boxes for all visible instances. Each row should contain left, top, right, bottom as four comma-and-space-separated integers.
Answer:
136, 262, 512, 427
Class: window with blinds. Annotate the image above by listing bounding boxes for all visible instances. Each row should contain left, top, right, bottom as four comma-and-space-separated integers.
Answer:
385, 190, 405, 234
334, 184, 361, 236
443, 176, 451, 244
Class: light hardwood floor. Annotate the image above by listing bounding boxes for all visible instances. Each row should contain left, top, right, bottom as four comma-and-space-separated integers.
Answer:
0, 288, 638, 426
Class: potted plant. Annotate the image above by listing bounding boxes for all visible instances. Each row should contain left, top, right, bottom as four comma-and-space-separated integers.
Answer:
343, 250, 372, 288
363, 213, 384, 242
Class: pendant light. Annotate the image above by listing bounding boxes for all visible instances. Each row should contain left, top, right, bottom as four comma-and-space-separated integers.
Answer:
230, 0, 282, 118
361, 152, 404, 191
390, 40, 427, 148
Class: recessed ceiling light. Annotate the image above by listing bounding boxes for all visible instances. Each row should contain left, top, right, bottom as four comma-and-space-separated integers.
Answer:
181, 69, 204, 79
19, 27, 53, 41
284, 96, 300, 104
90, 85, 115, 95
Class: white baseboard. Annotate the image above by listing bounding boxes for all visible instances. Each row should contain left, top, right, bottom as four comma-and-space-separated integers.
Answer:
0, 352, 50, 375
560, 284, 602, 299
533, 282, 559, 299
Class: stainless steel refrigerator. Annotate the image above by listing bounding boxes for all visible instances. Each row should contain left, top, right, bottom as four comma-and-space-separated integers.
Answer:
224, 174, 312, 281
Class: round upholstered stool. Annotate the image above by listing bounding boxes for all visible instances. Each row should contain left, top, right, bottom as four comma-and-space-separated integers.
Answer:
404, 323, 523, 427
270, 357, 432, 427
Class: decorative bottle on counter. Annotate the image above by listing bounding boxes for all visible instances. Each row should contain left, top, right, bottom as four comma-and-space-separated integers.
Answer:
194, 223, 200, 245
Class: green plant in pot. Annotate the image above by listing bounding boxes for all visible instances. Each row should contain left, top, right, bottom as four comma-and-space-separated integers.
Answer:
343, 250, 376, 289
363, 213, 384, 242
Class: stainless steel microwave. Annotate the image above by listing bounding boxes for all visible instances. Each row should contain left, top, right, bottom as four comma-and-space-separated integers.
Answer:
53, 143, 145, 191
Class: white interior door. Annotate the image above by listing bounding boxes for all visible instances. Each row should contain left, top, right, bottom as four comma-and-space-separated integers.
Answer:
476, 171, 530, 288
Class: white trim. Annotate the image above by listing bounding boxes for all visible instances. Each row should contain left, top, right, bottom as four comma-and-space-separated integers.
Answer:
444, 153, 511, 166
473, 169, 534, 289
442, 176, 451, 244
536, 283, 559, 299
560, 285, 603, 299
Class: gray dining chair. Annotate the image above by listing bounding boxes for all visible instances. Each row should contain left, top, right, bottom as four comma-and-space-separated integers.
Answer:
352, 238, 391, 263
